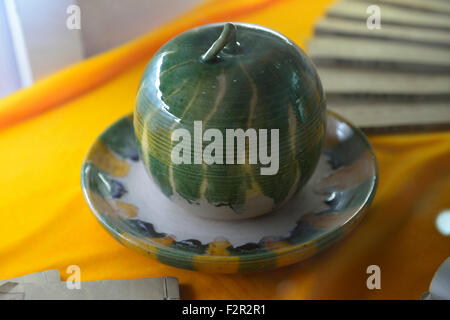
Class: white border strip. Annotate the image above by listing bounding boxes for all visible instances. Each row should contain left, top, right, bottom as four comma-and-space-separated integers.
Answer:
4, 0, 33, 87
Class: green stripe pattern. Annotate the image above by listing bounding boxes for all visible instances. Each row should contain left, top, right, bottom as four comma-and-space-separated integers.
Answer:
134, 23, 326, 217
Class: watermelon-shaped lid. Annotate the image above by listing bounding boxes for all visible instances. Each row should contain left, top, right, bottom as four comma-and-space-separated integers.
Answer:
135, 22, 326, 220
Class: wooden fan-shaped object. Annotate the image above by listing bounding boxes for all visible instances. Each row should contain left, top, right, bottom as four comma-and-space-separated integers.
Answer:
308, 0, 450, 133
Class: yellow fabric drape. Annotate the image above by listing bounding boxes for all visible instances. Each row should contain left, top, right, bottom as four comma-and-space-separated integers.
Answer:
0, 0, 449, 299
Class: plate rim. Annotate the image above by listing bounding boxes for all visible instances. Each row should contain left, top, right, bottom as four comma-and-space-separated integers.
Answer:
81, 110, 378, 268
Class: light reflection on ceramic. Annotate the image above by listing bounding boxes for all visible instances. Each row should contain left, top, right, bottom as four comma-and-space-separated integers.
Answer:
81, 111, 378, 273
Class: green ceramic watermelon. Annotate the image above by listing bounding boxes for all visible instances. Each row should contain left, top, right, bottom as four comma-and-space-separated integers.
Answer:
134, 22, 326, 220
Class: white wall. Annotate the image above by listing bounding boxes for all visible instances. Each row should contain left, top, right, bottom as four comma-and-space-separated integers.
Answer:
0, 1, 21, 97
14, 0, 84, 82
77, 0, 202, 57
0, 0, 202, 98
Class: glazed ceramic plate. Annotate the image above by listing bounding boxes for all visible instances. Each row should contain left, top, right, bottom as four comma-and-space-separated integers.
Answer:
81, 111, 378, 273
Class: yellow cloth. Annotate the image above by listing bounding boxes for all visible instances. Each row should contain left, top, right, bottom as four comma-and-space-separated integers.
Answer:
0, 0, 449, 299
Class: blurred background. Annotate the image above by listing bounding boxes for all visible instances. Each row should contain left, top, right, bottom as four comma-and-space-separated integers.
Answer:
0, 0, 201, 97
1, 0, 449, 131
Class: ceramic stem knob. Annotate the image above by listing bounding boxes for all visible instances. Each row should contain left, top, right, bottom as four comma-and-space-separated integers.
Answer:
134, 22, 327, 220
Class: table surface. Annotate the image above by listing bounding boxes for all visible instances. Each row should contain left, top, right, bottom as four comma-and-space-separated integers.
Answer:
0, 0, 449, 299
